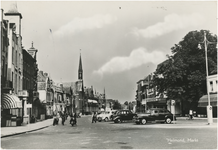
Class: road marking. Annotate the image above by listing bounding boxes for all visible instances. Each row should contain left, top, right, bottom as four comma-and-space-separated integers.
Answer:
103, 140, 111, 143
80, 142, 90, 145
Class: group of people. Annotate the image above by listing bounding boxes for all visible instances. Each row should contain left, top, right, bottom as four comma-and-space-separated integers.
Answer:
53, 111, 77, 126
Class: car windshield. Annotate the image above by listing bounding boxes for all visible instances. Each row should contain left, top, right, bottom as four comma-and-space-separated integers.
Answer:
116, 111, 121, 115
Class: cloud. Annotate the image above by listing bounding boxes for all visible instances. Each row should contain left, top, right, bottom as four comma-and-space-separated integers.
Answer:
53, 14, 117, 37
93, 47, 165, 76
132, 13, 205, 38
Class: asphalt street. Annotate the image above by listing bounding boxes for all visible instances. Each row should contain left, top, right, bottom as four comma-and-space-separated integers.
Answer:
1, 116, 217, 149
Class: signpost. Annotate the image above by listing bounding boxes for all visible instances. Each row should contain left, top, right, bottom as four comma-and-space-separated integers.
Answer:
171, 100, 176, 124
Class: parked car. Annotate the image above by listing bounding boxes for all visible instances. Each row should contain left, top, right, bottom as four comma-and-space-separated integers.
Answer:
113, 110, 137, 123
110, 110, 118, 120
97, 111, 112, 122
134, 108, 176, 125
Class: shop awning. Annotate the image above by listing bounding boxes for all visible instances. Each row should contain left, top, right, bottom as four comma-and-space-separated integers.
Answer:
198, 94, 217, 107
88, 99, 98, 103
1, 94, 22, 109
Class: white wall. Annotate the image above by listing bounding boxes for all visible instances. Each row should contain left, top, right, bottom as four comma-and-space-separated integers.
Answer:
38, 90, 46, 102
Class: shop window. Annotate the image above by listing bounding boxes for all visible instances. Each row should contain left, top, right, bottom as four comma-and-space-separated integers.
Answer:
210, 81, 213, 92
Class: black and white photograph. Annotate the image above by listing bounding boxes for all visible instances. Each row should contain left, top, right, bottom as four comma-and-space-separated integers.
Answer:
1, 0, 217, 149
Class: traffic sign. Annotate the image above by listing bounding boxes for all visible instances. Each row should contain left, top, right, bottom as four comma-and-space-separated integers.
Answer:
171, 100, 176, 105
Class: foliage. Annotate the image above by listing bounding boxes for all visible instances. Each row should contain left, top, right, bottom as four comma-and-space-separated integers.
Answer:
124, 101, 129, 106
113, 100, 121, 110
153, 30, 217, 110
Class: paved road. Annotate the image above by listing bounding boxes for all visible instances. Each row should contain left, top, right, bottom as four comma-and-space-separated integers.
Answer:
1, 116, 217, 149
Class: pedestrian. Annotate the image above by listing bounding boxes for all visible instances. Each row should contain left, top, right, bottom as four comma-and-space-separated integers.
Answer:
53, 112, 60, 126
189, 109, 193, 120
65, 112, 68, 120
92, 112, 97, 123
61, 113, 65, 125
74, 113, 77, 125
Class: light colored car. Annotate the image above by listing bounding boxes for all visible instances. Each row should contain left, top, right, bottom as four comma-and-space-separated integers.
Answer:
97, 111, 112, 122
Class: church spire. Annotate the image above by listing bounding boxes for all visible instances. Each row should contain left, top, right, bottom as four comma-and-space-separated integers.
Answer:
78, 50, 83, 80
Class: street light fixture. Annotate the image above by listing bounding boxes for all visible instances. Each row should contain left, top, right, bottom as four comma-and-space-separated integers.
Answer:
198, 31, 217, 125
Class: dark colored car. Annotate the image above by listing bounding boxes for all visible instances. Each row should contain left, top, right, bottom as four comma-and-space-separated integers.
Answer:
134, 108, 176, 125
113, 110, 137, 123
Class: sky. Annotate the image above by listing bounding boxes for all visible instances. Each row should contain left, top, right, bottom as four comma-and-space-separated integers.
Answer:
1, 1, 217, 103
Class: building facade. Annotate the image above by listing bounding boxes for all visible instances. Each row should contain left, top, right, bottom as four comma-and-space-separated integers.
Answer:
22, 43, 38, 123
1, 9, 9, 93
198, 74, 217, 117
1, 6, 24, 127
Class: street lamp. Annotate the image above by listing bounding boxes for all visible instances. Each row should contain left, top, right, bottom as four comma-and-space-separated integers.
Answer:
198, 31, 217, 125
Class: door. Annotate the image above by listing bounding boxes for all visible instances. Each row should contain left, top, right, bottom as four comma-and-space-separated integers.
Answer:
158, 109, 166, 121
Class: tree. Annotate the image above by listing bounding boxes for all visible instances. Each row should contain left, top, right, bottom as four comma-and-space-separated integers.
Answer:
124, 101, 129, 106
153, 30, 217, 114
113, 100, 121, 110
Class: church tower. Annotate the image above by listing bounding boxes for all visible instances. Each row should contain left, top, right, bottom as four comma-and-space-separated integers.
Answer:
78, 53, 83, 81
76, 52, 84, 114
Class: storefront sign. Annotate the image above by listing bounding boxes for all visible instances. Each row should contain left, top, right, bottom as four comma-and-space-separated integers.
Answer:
146, 98, 157, 102
18, 90, 29, 97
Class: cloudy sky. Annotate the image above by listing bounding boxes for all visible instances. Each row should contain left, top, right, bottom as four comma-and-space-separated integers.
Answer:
1, 1, 217, 103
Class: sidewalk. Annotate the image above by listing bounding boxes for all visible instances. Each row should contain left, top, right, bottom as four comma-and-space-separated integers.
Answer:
1, 118, 53, 138
131, 117, 217, 129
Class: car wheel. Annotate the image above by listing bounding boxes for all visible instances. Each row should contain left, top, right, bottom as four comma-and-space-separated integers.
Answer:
141, 119, 147, 125
104, 117, 108, 122
98, 117, 102, 122
117, 118, 122, 123
165, 118, 172, 124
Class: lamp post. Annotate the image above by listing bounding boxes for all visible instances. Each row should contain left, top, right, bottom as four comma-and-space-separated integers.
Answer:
198, 31, 216, 125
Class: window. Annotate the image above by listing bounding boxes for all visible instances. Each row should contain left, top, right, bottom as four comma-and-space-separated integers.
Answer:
2, 57, 5, 76
15, 51, 17, 67
12, 47, 14, 64
15, 74, 17, 93
210, 81, 213, 92
159, 110, 164, 113
18, 53, 20, 67
12, 72, 14, 88
18, 76, 20, 91
215, 81, 218, 92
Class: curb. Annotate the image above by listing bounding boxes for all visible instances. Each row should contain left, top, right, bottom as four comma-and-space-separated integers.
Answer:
1, 125, 51, 138
125, 122, 218, 129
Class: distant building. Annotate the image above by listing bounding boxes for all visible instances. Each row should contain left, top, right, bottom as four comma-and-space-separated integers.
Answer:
198, 74, 217, 117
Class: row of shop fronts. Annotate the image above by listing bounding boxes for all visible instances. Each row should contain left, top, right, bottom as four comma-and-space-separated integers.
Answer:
1, 6, 110, 127
136, 73, 217, 117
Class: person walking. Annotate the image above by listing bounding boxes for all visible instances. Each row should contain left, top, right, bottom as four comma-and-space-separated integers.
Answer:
189, 109, 193, 120
73, 113, 77, 125
53, 112, 60, 126
61, 113, 66, 125
92, 112, 97, 123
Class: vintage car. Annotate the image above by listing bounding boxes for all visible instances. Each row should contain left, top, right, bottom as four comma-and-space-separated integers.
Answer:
97, 111, 112, 122
134, 108, 176, 125
113, 110, 137, 123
